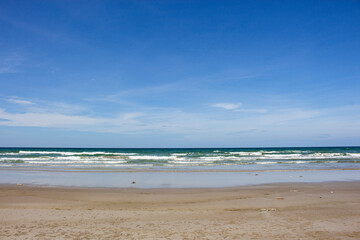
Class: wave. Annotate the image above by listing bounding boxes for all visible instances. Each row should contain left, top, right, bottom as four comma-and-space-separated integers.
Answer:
229, 151, 264, 155
1, 148, 359, 168
256, 161, 278, 164
17, 151, 138, 156
128, 155, 180, 160
170, 153, 188, 156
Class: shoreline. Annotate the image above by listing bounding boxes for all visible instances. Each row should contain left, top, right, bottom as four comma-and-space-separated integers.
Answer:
1, 178, 360, 190
1, 181, 359, 239
1, 168, 359, 189
2, 166, 360, 172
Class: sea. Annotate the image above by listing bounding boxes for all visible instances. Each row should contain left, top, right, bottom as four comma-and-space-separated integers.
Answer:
1, 147, 360, 188
1, 147, 360, 170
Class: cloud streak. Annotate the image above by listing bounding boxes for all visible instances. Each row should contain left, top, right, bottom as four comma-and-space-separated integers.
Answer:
212, 102, 268, 113
1, 96, 360, 143
6, 97, 35, 105
213, 102, 242, 110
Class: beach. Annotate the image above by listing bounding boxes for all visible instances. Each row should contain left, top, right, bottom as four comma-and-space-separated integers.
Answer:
1, 181, 359, 239
1, 148, 360, 239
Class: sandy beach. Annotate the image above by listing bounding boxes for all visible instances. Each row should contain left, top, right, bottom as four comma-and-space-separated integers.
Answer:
0, 182, 359, 239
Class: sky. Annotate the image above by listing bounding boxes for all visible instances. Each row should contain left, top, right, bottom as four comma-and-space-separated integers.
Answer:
0, 0, 360, 148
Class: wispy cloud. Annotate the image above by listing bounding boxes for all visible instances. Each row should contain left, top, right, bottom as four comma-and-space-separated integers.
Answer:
213, 102, 242, 110
212, 102, 267, 113
6, 97, 35, 105
4, 96, 91, 115
0, 108, 143, 133
90, 70, 257, 106
1, 96, 360, 140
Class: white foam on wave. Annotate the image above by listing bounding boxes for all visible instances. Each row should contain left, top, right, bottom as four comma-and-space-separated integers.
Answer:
168, 160, 204, 164
256, 161, 277, 164
253, 153, 359, 160
199, 156, 256, 161
199, 156, 227, 161
55, 156, 82, 160
18, 151, 137, 156
0, 156, 53, 162
229, 152, 263, 156
0, 157, 27, 161
258, 154, 302, 159
2, 149, 360, 168
1, 153, 22, 155
344, 153, 360, 157
128, 155, 180, 161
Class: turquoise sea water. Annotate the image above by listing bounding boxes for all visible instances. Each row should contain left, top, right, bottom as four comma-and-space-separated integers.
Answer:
1, 147, 360, 170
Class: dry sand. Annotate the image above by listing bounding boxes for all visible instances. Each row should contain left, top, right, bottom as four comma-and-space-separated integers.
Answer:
0, 182, 359, 239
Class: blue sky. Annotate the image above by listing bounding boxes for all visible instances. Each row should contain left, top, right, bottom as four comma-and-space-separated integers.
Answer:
0, 0, 360, 147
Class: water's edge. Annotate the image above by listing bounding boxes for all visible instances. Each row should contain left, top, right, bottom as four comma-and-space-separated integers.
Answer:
1, 168, 359, 189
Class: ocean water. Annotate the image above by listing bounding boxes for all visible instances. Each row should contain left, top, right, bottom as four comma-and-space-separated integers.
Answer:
1, 147, 359, 171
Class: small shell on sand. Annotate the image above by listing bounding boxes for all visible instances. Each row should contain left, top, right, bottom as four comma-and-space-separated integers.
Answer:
260, 208, 277, 212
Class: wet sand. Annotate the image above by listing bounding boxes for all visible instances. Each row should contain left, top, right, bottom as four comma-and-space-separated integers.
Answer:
0, 182, 359, 239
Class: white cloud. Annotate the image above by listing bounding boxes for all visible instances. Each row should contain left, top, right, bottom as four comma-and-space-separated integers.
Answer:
7, 97, 35, 105
213, 102, 242, 110
1, 95, 360, 142
0, 105, 326, 135
0, 108, 148, 134
212, 102, 268, 113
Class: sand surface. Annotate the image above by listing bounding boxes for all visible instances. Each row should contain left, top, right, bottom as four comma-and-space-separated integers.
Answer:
0, 182, 359, 239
